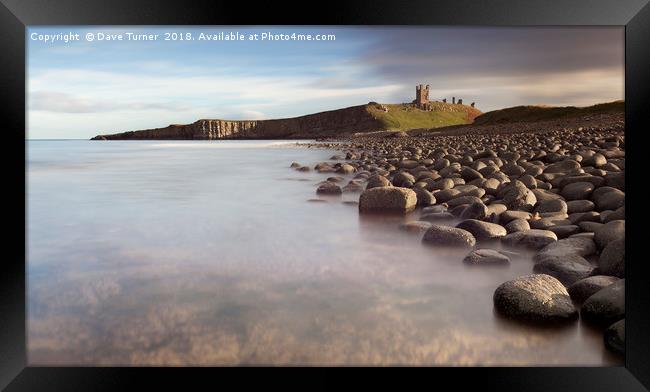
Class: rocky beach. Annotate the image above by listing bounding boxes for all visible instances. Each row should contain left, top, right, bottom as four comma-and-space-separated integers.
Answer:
290, 109, 625, 355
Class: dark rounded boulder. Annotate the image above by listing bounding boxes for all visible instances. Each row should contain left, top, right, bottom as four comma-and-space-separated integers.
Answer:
598, 238, 625, 278
493, 274, 578, 323
567, 275, 619, 304
316, 182, 342, 195
456, 219, 507, 241
463, 248, 510, 266
422, 224, 476, 248
581, 279, 625, 326
501, 229, 558, 250
604, 319, 625, 355
359, 187, 417, 213
532, 254, 594, 286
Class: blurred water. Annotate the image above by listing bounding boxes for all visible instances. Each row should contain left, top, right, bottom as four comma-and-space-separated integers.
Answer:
26, 140, 621, 366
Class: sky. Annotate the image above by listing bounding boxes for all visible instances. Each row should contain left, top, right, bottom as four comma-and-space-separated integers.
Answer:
27, 26, 624, 139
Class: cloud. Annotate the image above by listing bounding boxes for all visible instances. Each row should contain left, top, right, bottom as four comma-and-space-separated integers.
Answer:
27, 27, 624, 138
29, 91, 192, 113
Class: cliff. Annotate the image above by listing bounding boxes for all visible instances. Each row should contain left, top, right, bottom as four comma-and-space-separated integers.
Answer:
91, 103, 481, 140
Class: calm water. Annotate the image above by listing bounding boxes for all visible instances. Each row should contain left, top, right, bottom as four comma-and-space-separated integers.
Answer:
27, 140, 621, 366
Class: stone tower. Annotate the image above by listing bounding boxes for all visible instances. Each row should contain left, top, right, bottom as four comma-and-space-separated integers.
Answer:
415, 84, 430, 109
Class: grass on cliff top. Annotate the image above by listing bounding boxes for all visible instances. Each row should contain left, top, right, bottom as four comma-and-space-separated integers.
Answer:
366, 103, 482, 131
473, 100, 624, 125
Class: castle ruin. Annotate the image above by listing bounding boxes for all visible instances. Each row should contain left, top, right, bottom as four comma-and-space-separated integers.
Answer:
413, 83, 474, 110
414, 84, 432, 110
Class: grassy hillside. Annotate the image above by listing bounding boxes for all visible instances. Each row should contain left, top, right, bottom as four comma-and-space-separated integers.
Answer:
473, 100, 624, 125
366, 102, 482, 131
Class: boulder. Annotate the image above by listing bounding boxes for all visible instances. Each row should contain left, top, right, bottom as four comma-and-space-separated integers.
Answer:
337, 163, 356, 174
316, 182, 342, 195
365, 175, 392, 190
413, 187, 436, 206
544, 159, 581, 174
399, 221, 433, 234
500, 210, 533, 224
359, 187, 417, 213
598, 238, 625, 277
502, 181, 537, 211
566, 199, 595, 213
604, 319, 625, 355
535, 199, 568, 214
422, 224, 476, 248
456, 219, 507, 241
505, 218, 530, 234
593, 220, 625, 249
501, 229, 558, 250
420, 212, 456, 222
561, 182, 595, 200
493, 274, 578, 322
592, 187, 625, 211
534, 236, 597, 260
532, 254, 594, 286
460, 202, 489, 220
567, 275, 619, 304
463, 248, 510, 266
581, 279, 625, 326
548, 225, 581, 239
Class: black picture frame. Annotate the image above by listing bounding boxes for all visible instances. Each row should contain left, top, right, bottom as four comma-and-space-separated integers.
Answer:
2, 0, 648, 389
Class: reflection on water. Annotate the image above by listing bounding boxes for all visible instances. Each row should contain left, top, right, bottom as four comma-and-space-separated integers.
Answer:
27, 140, 621, 366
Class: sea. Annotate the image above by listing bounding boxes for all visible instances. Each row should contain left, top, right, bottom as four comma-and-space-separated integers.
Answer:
26, 140, 621, 365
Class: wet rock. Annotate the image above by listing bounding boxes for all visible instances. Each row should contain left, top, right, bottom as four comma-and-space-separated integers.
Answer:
359, 187, 417, 213
316, 182, 342, 195
568, 211, 601, 225
602, 206, 625, 223
547, 225, 580, 239
544, 159, 581, 174
365, 175, 392, 190
604, 319, 625, 355
422, 224, 476, 248
505, 218, 530, 233
420, 212, 456, 222
342, 181, 365, 193
581, 279, 625, 326
605, 172, 625, 191
535, 199, 568, 215
456, 219, 507, 241
501, 181, 537, 211
463, 248, 510, 265
593, 220, 625, 249
566, 199, 595, 213
598, 238, 625, 277
534, 236, 597, 260
337, 163, 356, 174
399, 221, 433, 234
446, 195, 483, 208
422, 205, 447, 214
500, 210, 533, 224
578, 221, 604, 233
460, 201, 489, 220
413, 187, 436, 206
493, 274, 578, 323
501, 229, 558, 250
533, 254, 594, 286
592, 187, 625, 211
561, 182, 595, 200
290, 161, 301, 168
529, 217, 571, 230
392, 171, 416, 187
567, 275, 619, 304
434, 188, 462, 203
